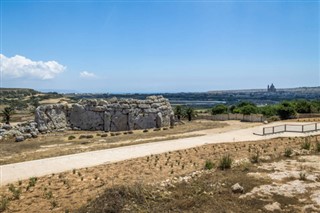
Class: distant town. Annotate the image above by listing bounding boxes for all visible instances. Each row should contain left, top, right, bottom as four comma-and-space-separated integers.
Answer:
60, 84, 320, 108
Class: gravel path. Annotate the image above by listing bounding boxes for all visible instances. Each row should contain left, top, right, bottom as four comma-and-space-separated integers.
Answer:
1, 122, 319, 186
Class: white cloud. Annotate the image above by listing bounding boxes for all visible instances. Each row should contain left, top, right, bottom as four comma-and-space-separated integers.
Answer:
80, 71, 97, 78
0, 54, 66, 80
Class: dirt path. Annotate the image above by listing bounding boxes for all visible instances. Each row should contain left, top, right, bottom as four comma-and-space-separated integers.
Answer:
1, 121, 319, 186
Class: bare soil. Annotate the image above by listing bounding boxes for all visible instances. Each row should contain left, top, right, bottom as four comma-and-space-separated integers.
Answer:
1, 135, 319, 213
0, 120, 232, 165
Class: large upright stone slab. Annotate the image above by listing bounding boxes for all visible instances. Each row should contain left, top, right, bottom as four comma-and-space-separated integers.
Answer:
35, 104, 67, 132
35, 96, 174, 132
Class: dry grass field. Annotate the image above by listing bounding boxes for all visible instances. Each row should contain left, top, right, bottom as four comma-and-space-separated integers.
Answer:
1, 135, 320, 212
0, 120, 230, 165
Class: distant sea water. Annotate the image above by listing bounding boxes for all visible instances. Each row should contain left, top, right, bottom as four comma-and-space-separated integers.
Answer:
169, 100, 226, 106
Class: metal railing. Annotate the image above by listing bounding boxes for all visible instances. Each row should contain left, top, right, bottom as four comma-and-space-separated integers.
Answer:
260, 123, 320, 136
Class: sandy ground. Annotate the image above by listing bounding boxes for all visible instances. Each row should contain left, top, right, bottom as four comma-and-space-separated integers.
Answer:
1, 121, 319, 186
1, 134, 320, 213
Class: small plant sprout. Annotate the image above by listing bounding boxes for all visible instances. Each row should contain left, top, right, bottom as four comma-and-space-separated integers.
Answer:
8, 184, 21, 200
204, 160, 214, 170
219, 154, 233, 170
250, 151, 260, 164
301, 138, 311, 150
299, 172, 307, 181
29, 177, 37, 187
284, 148, 293, 157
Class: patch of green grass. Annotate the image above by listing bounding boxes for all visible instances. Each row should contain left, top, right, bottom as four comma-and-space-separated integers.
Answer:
301, 139, 311, 150
284, 148, 293, 157
68, 135, 76, 140
44, 191, 53, 199
299, 172, 307, 181
204, 160, 214, 170
0, 197, 9, 212
8, 184, 21, 200
219, 154, 233, 170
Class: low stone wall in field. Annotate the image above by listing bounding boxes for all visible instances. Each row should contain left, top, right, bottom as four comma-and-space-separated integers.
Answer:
35, 96, 174, 132
212, 113, 267, 122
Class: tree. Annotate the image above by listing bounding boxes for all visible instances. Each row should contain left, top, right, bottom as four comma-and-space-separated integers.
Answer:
229, 105, 236, 113
237, 101, 256, 108
2, 107, 14, 124
30, 96, 40, 109
240, 105, 258, 115
260, 105, 277, 117
211, 104, 228, 115
184, 107, 196, 121
174, 105, 183, 120
294, 100, 311, 113
277, 101, 296, 120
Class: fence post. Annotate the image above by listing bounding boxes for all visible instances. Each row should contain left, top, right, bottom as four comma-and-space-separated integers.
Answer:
263, 128, 265, 135
273, 127, 274, 134
316, 123, 318, 131
284, 124, 286, 132
302, 125, 304, 133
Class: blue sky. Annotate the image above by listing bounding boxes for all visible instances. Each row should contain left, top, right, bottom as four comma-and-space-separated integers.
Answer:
1, 1, 319, 93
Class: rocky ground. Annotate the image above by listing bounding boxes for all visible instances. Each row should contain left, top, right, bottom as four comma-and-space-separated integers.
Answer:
1, 134, 320, 212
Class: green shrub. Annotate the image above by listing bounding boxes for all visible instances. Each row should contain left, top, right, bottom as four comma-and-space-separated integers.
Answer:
44, 191, 53, 199
29, 177, 37, 187
268, 116, 280, 122
250, 151, 260, 164
204, 160, 214, 170
219, 154, 233, 170
301, 140, 311, 150
284, 148, 293, 157
211, 104, 228, 115
0, 197, 9, 212
100, 134, 108, 137
8, 184, 21, 200
79, 135, 87, 139
68, 135, 76, 140
143, 129, 148, 133
299, 172, 307, 181
51, 200, 58, 209
316, 141, 320, 152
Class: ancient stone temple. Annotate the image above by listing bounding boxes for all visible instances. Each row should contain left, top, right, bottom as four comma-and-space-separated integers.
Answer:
35, 96, 174, 132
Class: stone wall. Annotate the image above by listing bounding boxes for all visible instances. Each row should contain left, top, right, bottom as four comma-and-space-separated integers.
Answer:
35, 96, 174, 132
212, 113, 267, 122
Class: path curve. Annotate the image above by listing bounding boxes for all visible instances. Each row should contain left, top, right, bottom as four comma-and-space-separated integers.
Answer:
1, 122, 319, 186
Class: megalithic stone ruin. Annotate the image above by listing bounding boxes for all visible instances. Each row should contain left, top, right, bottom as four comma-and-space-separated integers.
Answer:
35, 96, 175, 132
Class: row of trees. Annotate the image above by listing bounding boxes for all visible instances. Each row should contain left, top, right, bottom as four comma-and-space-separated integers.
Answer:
211, 100, 320, 120
174, 105, 196, 121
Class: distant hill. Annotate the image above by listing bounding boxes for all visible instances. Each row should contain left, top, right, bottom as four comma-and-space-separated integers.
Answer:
0, 88, 40, 95
208, 86, 320, 94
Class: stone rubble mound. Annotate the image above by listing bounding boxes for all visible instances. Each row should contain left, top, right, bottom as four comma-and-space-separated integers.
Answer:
0, 121, 39, 142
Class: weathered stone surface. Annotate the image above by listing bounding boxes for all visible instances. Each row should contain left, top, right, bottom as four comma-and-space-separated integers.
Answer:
69, 104, 104, 130
231, 183, 244, 193
2, 130, 22, 137
15, 135, 25, 142
23, 133, 32, 139
35, 96, 174, 132
2, 124, 12, 130
35, 104, 67, 132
